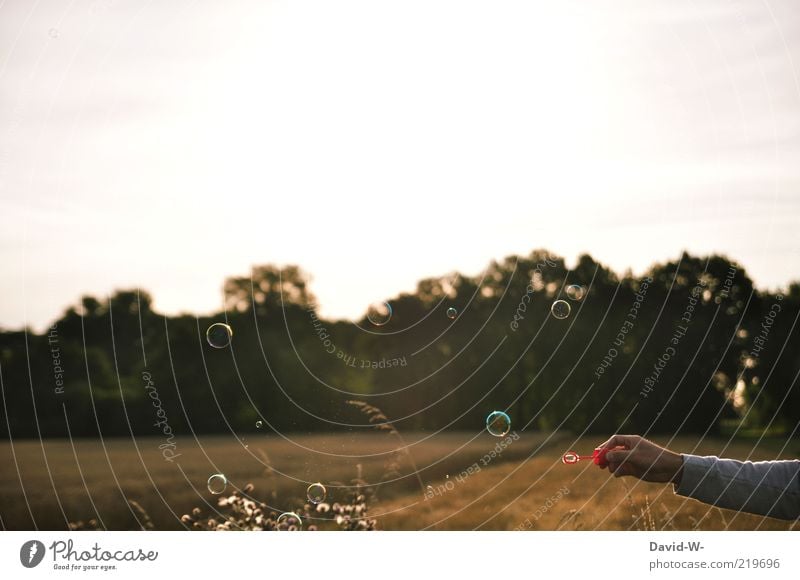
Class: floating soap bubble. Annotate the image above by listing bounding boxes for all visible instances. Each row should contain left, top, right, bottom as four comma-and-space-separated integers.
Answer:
446, 307, 458, 320
206, 323, 233, 348
255, 420, 263, 429
277, 511, 303, 530
207, 473, 227, 495
550, 300, 571, 319
366, 301, 392, 326
485, 410, 511, 437
566, 284, 585, 301
306, 482, 327, 504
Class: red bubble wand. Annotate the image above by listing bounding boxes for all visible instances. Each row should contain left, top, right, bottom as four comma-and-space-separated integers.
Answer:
561, 447, 617, 468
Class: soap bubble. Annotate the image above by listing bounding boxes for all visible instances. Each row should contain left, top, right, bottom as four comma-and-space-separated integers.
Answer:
277, 511, 303, 530
485, 411, 511, 437
550, 300, 571, 319
366, 301, 392, 326
446, 307, 458, 320
566, 284, 585, 301
206, 323, 233, 348
306, 482, 327, 504
207, 473, 227, 495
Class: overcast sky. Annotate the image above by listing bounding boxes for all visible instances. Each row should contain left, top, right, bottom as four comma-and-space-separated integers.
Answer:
1, 0, 799, 331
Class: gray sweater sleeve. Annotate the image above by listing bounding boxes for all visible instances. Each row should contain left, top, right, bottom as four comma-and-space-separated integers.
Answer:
675, 454, 800, 520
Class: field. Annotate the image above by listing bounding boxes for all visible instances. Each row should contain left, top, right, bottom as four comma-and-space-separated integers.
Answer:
1, 432, 797, 531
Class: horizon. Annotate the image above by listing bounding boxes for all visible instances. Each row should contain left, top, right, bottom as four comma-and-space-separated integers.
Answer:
2, 245, 796, 333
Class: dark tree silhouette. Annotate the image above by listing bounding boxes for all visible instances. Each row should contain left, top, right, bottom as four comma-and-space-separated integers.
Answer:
0, 252, 797, 440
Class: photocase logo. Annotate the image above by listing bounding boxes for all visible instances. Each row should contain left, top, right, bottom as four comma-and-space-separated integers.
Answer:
20, 540, 46, 568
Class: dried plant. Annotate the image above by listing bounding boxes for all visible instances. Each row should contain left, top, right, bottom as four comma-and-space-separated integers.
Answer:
687, 513, 707, 529
68, 518, 102, 531
625, 493, 659, 531
255, 448, 278, 503
346, 400, 427, 497
346, 400, 400, 436
619, 479, 643, 531
128, 499, 155, 530
180, 482, 376, 531
627, 493, 730, 531
557, 509, 584, 530
69, 500, 153, 531
658, 503, 678, 531
325, 490, 377, 531
716, 506, 729, 528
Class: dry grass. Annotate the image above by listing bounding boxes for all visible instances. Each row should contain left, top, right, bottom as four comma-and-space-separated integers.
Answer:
0, 433, 796, 530
376, 436, 799, 531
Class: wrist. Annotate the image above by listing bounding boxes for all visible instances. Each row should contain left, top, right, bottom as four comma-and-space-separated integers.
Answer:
669, 452, 684, 486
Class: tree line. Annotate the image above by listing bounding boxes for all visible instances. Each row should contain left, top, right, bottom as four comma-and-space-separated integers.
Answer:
1, 250, 797, 439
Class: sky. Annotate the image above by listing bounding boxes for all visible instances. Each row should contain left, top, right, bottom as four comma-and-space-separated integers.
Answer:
1, 0, 799, 331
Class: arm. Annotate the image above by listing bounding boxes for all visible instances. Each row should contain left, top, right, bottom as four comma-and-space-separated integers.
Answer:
599, 435, 800, 521
677, 454, 800, 521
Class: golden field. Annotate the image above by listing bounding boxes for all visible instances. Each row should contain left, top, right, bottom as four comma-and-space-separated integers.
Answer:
1, 432, 797, 531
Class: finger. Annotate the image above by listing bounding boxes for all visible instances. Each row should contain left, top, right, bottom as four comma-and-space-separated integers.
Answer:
597, 434, 639, 451
607, 460, 630, 473
613, 462, 636, 478
605, 450, 633, 464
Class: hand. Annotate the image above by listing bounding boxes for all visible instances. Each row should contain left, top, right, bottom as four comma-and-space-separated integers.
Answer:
597, 434, 684, 484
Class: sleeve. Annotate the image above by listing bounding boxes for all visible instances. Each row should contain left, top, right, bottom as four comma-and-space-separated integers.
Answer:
674, 454, 800, 521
